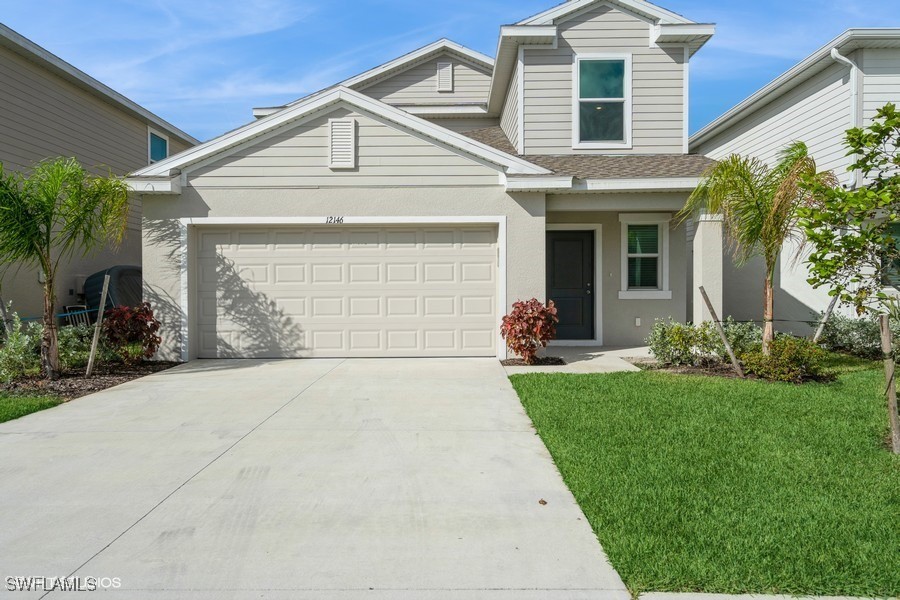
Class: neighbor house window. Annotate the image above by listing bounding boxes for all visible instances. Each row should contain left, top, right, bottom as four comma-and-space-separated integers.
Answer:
619, 214, 671, 300
575, 55, 631, 147
148, 129, 169, 163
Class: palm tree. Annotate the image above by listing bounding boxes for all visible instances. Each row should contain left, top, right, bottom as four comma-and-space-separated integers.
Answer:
679, 142, 837, 354
0, 158, 130, 379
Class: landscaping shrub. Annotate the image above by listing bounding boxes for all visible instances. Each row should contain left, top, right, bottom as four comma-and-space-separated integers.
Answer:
647, 318, 762, 367
0, 313, 42, 383
103, 303, 161, 364
57, 323, 97, 371
742, 336, 830, 383
500, 299, 558, 364
817, 313, 899, 360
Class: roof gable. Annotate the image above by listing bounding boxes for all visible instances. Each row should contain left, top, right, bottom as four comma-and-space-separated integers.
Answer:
131, 87, 549, 180
517, 0, 694, 26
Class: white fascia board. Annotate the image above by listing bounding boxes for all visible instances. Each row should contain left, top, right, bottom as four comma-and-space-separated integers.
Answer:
0, 24, 199, 145
252, 107, 282, 118
126, 177, 182, 195
517, 0, 693, 26
574, 177, 701, 192
498, 25, 559, 41
132, 87, 549, 178
653, 23, 716, 41
505, 176, 574, 191
690, 28, 900, 149
402, 105, 489, 117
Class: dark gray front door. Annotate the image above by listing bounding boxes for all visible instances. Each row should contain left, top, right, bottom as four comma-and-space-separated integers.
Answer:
546, 230, 595, 340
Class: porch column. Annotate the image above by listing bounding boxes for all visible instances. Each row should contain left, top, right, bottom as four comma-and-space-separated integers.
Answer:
692, 211, 723, 323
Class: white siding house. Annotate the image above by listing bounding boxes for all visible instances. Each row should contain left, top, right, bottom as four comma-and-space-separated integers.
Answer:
691, 29, 900, 332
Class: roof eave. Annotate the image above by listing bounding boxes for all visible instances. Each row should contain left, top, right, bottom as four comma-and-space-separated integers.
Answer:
0, 24, 199, 145
486, 26, 558, 115
691, 28, 900, 149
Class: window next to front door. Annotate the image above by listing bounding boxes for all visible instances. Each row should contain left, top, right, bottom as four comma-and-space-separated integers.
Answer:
574, 54, 632, 150
619, 214, 672, 300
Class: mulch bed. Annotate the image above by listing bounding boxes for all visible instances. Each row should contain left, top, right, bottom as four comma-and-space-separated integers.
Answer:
501, 356, 567, 367
1, 361, 182, 400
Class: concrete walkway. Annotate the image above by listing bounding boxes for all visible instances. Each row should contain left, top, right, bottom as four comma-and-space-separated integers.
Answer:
503, 346, 650, 375
0, 359, 628, 599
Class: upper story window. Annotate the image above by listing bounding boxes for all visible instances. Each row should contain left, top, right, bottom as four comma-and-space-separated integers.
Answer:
574, 54, 632, 149
148, 128, 169, 164
882, 223, 900, 288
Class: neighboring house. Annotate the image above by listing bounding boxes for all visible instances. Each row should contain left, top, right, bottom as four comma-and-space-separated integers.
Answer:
691, 29, 900, 332
0, 23, 198, 320
129, 0, 717, 361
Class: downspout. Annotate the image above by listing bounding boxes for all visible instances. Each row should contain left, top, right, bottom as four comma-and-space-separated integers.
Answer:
830, 47, 862, 189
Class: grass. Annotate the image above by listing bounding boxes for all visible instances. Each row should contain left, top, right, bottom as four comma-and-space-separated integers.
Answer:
510, 356, 900, 597
0, 392, 62, 424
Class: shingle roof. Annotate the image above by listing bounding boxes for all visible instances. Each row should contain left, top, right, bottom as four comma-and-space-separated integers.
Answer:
463, 126, 715, 179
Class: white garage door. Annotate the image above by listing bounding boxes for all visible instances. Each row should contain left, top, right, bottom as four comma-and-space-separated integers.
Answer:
196, 225, 499, 358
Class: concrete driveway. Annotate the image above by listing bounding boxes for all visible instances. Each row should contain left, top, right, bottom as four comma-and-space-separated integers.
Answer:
0, 359, 627, 599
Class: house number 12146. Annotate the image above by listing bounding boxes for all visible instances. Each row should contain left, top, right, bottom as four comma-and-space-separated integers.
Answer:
325, 216, 345, 224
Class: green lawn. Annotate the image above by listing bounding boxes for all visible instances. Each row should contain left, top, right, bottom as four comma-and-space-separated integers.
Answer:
0, 392, 62, 424
511, 357, 899, 597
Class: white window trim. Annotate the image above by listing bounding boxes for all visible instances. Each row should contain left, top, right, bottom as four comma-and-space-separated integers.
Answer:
147, 127, 169, 164
572, 53, 633, 150
619, 213, 671, 300
436, 61, 454, 92
546, 224, 603, 346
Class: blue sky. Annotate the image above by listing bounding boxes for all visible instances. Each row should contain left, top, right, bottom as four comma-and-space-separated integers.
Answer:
2, 0, 898, 142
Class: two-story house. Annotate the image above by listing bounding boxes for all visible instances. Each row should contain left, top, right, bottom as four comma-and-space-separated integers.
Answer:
0, 23, 197, 320
691, 29, 900, 332
128, 0, 716, 361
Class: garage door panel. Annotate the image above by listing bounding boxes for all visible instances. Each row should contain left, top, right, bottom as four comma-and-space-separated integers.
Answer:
196, 225, 498, 358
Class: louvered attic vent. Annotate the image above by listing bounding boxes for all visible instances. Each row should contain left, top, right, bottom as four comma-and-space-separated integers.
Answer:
329, 118, 357, 169
436, 61, 453, 92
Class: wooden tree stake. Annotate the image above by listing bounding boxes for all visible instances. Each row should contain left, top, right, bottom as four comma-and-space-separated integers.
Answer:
86, 275, 111, 378
699, 286, 745, 378
879, 315, 900, 454
813, 296, 839, 344
0, 295, 11, 337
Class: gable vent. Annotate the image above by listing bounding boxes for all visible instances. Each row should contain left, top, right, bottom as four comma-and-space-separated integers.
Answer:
328, 118, 357, 169
436, 61, 454, 92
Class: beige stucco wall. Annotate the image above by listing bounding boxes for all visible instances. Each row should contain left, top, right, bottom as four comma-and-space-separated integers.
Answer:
547, 209, 688, 347
142, 187, 547, 360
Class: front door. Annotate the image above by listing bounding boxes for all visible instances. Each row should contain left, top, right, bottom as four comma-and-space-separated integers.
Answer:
546, 230, 595, 340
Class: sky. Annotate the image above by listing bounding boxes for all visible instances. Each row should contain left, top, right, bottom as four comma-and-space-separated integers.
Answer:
1, 0, 898, 142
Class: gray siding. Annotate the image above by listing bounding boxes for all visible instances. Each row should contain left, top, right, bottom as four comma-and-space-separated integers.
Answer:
500, 60, 521, 152
863, 48, 900, 122
522, 3, 685, 155
190, 107, 500, 188
0, 42, 194, 318
359, 54, 492, 105
693, 60, 853, 176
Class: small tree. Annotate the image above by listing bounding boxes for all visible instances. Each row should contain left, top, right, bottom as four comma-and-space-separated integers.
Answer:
679, 142, 837, 354
0, 158, 130, 380
800, 103, 900, 314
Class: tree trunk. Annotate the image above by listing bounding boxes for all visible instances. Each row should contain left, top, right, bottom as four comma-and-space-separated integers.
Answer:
41, 277, 60, 380
762, 273, 775, 356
